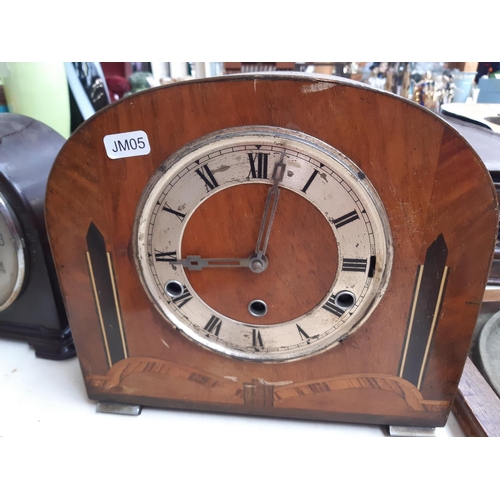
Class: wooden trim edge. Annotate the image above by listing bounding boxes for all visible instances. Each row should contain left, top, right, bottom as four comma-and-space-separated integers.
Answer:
452, 357, 500, 437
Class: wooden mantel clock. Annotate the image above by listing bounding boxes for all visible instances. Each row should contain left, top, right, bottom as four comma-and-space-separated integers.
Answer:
45, 73, 498, 434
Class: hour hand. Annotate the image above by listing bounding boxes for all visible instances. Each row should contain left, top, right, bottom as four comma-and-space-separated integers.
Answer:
171, 255, 250, 271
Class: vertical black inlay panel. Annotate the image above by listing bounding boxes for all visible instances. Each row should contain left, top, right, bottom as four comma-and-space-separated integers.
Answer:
86, 222, 126, 366
400, 233, 449, 388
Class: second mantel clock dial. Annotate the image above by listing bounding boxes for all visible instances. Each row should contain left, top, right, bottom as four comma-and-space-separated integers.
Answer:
134, 126, 393, 362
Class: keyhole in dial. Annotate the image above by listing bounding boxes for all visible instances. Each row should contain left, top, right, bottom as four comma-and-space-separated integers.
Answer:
248, 299, 268, 317
165, 280, 184, 298
335, 291, 356, 310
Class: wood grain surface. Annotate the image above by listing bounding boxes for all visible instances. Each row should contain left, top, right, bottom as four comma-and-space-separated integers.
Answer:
452, 357, 500, 437
45, 73, 498, 428
182, 183, 338, 324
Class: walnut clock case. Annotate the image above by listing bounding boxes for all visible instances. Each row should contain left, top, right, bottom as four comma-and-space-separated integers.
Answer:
45, 74, 498, 431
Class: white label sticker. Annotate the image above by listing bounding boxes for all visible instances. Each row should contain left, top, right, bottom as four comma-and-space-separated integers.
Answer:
103, 130, 151, 159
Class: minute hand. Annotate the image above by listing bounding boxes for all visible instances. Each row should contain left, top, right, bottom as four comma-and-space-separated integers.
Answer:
254, 152, 287, 259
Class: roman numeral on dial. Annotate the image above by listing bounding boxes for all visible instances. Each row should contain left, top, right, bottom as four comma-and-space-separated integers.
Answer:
342, 258, 367, 272
248, 152, 269, 179
162, 206, 186, 220
332, 210, 359, 228
204, 315, 222, 336
252, 329, 264, 349
195, 165, 219, 190
171, 288, 193, 308
154, 250, 177, 262
301, 170, 319, 193
322, 295, 344, 317
296, 324, 310, 341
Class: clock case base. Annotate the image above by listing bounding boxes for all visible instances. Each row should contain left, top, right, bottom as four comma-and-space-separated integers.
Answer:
92, 397, 438, 435
45, 74, 498, 428
0, 323, 74, 360
88, 389, 447, 428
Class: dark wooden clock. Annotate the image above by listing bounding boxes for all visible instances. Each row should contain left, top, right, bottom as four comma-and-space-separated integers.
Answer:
45, 73, 498, 432
0, 113, 74, 359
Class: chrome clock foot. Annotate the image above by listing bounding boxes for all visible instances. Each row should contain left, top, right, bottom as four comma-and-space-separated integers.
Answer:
389, 425, 436, 437
96, 402, 142, 416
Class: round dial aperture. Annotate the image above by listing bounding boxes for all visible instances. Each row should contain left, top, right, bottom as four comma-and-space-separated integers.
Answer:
134, 126, 392, 362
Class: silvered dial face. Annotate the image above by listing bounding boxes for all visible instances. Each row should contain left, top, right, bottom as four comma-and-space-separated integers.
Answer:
135, 126, 392, 362
0, 194, 25, 311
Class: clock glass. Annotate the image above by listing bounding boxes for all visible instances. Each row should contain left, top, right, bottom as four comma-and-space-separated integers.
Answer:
134, 126, 392, 362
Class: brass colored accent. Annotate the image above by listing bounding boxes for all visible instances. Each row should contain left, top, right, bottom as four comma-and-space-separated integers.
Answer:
86, 251, 112, 367
106, 252, 128, 358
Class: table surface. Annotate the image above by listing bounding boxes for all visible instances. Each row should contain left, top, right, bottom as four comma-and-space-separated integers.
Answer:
2, 338, 485, 500
441, 102, 500, 133
0, 338, 465, 438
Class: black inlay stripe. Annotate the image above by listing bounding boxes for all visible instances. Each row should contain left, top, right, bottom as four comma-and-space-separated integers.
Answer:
399, 233, 449, 389
86, 222, 127, 366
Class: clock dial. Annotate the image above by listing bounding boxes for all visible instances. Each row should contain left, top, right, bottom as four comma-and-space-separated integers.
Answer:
0, 194, 25, 311
134, 126, 392, 362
